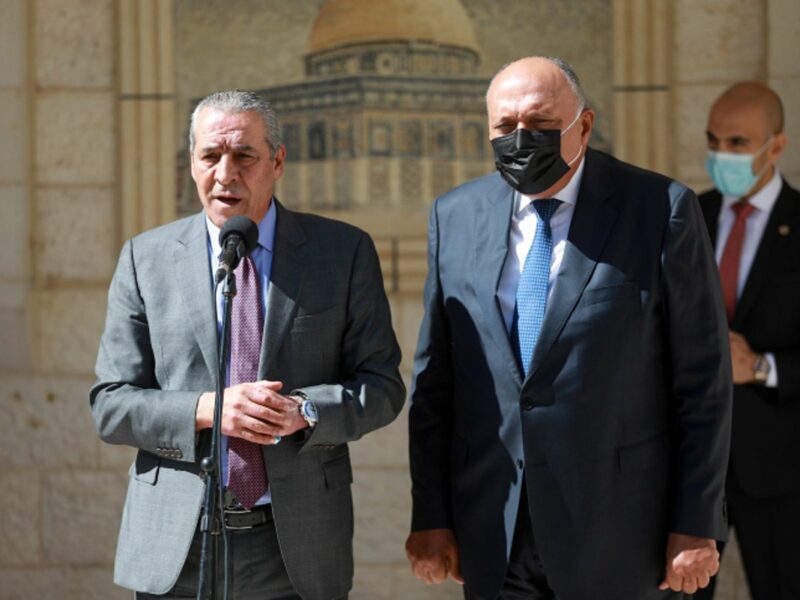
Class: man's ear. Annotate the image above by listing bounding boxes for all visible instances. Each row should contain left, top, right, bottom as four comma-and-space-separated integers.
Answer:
769, 131, 788, 164
189, 150, 198, 183
580, 109, 596, 142
273, 144, 287, 179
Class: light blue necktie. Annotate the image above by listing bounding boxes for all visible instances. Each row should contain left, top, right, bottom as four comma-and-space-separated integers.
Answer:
512, 198, 562, 376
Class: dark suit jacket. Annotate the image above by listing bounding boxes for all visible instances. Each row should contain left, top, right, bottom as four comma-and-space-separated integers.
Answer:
91, 201, 405, 599
409, 149, 732, 600
699, 180, 800, 499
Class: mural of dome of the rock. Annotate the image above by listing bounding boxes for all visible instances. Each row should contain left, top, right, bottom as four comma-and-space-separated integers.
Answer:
175, 0, 614, 291
178, 0, 493, 222
272, 0, 490, 213
177, 0, 613, 239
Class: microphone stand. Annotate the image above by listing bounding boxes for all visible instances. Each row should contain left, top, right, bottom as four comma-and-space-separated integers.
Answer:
196, 270, 237, 600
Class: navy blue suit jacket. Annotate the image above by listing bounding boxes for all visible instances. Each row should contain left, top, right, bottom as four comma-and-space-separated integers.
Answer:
409, 149, 733, 600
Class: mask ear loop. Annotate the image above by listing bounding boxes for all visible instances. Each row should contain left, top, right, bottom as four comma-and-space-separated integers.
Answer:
560, 106, 584, 137
755, 134, 774, 157
751, 134, 775, 180
562, 106, 586, 166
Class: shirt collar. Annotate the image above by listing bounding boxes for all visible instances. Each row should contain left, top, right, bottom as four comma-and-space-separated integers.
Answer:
721, 168, 782, 214
515, 156, 586, 214
205, 199, 277, 257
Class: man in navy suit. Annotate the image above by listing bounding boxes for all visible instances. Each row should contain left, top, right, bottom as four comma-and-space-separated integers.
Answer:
695, 82, 800, 600
405, 57, 732, 599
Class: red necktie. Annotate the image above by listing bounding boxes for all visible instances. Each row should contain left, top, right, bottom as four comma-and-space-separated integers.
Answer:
719, 201, 755, 324
226, 255, 268, 508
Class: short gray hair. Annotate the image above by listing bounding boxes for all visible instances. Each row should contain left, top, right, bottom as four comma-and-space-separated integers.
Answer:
189, 90, 283, 155
488, 56, 588, 111
546, 56, 587, 110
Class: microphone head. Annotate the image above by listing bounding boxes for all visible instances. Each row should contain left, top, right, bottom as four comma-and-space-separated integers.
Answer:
219, 215, 259, 256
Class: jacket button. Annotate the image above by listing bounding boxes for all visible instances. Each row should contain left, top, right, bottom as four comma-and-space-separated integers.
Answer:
522, 401, 533, 411
517, 459, 524, 469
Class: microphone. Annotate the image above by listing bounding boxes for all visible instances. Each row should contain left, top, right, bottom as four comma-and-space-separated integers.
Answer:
215, 215, 259, 283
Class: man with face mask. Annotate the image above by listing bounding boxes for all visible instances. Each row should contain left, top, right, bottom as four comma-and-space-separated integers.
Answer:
694, 82, 800, 600
405, 56, 732, 599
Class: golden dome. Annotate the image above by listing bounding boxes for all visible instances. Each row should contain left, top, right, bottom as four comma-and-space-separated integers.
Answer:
307, 0, 479, 55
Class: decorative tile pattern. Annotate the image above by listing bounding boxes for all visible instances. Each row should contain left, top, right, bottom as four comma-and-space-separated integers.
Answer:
308, 121, 327, 160
369, 120, 393, 156
427, 121, 454, 159
398, 120, 423, 157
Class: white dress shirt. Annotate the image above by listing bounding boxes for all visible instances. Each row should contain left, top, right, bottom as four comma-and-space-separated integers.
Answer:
715, 169, 782, 387
498, 158, 586, 332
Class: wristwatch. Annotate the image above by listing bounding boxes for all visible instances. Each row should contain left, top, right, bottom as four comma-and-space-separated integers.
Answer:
298, 397, 319, 428
753, 354, 770, 385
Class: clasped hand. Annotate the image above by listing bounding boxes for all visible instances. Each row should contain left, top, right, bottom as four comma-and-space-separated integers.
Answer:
196, 380, 308, 443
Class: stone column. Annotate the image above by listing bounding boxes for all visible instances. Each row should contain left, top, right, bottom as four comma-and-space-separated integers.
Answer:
671, 0, 766, 192
768, 0, 800, 184
0, 0, 38, 585
0, 0, 33, 375
611, 0, 672, 175
119, 0, 177, 240
1, 0, 130, 597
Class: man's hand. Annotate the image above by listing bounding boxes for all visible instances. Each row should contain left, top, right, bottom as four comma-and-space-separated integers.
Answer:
658, 533, 719, 594
729, 330, 758, 384
196, 380, 308, 442
406, 528, 464, 585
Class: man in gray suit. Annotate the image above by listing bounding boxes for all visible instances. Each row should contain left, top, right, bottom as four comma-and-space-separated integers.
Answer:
91, 90, 405, 599
405, 57, 732, 599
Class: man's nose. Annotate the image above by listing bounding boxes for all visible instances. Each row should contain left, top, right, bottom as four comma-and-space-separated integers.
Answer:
215, 154, 238, 185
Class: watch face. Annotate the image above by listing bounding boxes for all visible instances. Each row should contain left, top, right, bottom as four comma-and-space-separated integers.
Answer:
303, 401, 318, 422
753, 357, 770, 382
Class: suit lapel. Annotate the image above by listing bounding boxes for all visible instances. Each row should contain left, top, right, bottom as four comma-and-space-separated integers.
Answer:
700, 190, 722, 246
733, 181, 798, 327
525, 150, 618, 383
474, 181, 522, 387
174, 213, 218, 377
259, 201, 307, 378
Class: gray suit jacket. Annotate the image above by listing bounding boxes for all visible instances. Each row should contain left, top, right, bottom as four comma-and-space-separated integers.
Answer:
91, 201, 405, 599
409, 149, 732, 600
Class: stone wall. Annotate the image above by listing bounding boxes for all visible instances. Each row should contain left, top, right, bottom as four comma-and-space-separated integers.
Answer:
2, 1, 799, 599
0, 0, 128, 599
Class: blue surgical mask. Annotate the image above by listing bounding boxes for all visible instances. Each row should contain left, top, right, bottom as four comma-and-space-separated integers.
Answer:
705, 137, 772, 197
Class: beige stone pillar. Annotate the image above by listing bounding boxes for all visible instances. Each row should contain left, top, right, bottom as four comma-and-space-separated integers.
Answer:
768, 0, 800, 184
612, 0, 672, 175
0, 0, 33, 374
119, 0, 177, 240
30, 0, 118, 375
671, 0, 766, 192
1, 0, 130, 597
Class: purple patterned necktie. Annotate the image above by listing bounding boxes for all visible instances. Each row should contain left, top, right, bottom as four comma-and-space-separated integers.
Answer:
226, 254, 268, 508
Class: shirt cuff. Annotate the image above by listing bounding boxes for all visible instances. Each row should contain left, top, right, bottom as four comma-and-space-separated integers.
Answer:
764, 352, 778, 388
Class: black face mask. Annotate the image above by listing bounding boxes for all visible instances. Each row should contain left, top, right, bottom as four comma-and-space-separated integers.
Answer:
491, 128, 570, 195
